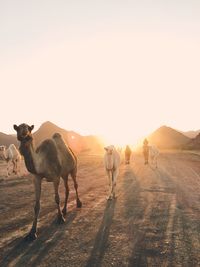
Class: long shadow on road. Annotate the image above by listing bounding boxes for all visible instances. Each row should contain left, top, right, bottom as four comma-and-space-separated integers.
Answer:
0, 211, 78, 267
127, 164, 177, 266
85, 199, 117, 267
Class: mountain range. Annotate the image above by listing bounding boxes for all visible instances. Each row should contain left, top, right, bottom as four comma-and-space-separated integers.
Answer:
0, 122, 199, 151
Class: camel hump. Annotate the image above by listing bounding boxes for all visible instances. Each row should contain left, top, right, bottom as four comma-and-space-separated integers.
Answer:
52, 133, 69, 149
52, 132, 77, 170
52, 133, 62, 139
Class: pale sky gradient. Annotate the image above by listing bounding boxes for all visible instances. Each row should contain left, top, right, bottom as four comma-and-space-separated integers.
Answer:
1, 1, 200, 145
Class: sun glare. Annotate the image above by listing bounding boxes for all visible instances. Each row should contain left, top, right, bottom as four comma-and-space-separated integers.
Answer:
102, 128, 147, 148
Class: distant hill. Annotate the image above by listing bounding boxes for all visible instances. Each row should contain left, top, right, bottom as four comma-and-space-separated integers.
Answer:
33, 121, 85, 153
147, 126, 191, 149
185, 133, 200, 150
180, 130, 200, 139
0, 132, 18, 147
33, 121, 104, 153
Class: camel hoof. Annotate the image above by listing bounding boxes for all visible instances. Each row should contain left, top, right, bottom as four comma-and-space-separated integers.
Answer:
57, 215, 65, 224
77, 199, 82, 208
25, 232, 37, 241
62, 208, 67, 216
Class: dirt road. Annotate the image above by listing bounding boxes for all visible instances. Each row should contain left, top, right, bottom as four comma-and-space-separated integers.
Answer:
0, 151, 200, 267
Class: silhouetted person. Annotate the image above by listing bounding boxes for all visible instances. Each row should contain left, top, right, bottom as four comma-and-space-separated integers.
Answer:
143, 138, 149, 164
125, 145, 132, 164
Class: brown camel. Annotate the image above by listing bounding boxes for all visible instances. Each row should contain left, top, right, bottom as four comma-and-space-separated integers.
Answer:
125, 145, 132, 164
13, 123, 82, 241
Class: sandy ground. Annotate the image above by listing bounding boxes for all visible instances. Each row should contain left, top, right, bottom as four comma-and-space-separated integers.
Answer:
0, 151, 200, 267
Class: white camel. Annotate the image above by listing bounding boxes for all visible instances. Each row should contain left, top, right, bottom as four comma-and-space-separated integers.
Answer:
0, 144, 21, 176
149, 145, 159, 168
104, 145, 120, 200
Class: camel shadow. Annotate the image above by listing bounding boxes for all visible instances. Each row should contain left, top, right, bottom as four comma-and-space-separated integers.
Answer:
85, 199, 117, 267
0, 211, 77, 267
122, 168, 140, 219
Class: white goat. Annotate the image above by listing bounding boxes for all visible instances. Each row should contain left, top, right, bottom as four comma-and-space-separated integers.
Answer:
104, 145, 120, 200
0, 144, 21, 176
149, 145, 159, 168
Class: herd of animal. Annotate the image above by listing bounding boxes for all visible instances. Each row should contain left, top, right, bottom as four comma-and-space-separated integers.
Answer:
0, 123, 159, 241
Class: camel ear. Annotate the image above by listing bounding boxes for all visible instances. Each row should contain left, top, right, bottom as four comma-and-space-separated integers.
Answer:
29, 125, 34, 131
104, 147, 108, 151
13, 124, 18, 131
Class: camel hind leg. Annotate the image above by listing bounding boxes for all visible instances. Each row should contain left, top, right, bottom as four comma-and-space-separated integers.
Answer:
53, 178, 65, 223
6, 160, 11, 177
62, 175, 70, 216
16, 159, 21, 176
111, 169, 118, 199
6, 163, 9, 177
12, 159, 17, 174
107, 171, 113, 200
70, 169, 82, 208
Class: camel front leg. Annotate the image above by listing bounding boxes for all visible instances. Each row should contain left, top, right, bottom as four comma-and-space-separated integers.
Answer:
107, 171, 112, 200
54, 178, 65, 223
144, 152, 149, 164
111, 169, 119, 198
155, 157, 158, 168
12, 160, 17, 174
25, 176, 41, 241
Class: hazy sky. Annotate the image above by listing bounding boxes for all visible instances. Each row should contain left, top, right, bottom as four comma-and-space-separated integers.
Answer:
1, 0, 200, 145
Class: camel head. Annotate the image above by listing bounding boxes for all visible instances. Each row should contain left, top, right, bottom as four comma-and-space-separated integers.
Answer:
13, 123, 34, 142
104, 145, 115, 155
0, 145, 6, 152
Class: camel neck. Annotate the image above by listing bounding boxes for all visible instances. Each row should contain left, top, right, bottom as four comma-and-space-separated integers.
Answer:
20, 137, 37, 174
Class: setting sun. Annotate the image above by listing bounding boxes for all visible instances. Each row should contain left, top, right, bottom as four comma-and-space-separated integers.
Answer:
0, 0, 199, 144
101, 126, 148, 148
